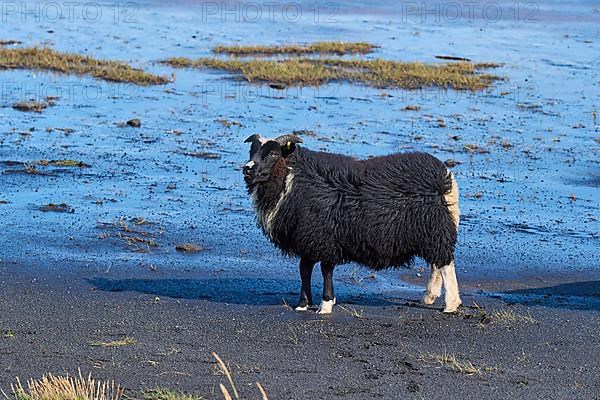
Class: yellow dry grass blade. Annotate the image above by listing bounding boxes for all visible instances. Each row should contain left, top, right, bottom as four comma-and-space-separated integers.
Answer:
218, 385, 232, 400
256, 383, 269, 400
212, 353, 239, 399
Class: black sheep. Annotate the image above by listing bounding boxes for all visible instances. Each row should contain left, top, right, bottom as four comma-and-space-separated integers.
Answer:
243, 134, 461, 314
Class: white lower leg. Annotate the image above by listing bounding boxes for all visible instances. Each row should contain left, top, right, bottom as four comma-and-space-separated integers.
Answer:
423, 266, 443, 305
441, 261, 461, 313
317, 298, 336, 314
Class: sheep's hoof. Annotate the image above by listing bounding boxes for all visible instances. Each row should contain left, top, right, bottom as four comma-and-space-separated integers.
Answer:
422, 293, 439, 305
317, 298, 336, 314
443, 302, 461, 313
294, 305, 309, 312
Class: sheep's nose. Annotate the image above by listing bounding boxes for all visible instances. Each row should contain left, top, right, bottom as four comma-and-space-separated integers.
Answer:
243, 161, 255, 176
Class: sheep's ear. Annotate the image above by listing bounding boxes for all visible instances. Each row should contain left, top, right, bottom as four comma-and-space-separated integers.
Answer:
281, 141, 297, 157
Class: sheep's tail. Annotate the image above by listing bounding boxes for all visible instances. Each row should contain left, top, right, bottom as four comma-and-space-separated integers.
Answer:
444, 172, 460, 232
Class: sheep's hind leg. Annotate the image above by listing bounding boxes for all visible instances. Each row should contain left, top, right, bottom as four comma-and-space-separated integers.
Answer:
295, 257, 315, 311
441, 260, 461, 313
423, 265, 443, 305
317, 262, 336, 314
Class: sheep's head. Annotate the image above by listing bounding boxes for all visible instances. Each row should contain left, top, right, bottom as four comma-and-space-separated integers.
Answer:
243, 134, 302, 186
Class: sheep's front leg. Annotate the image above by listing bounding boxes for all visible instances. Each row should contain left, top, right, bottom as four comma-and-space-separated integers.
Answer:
295, 257, 315, 311
317, 263, 336, 314
423, 265, 443, 305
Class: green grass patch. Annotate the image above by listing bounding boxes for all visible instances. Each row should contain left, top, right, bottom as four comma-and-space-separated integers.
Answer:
2, 329, 15, 338
142, 388, 204, 400
162, 57, 501, 90
0, 47, 168, 85
212, 41, 377, 56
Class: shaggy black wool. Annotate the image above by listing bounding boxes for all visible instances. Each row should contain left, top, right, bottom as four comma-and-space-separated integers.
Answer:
249, 146, 457, 270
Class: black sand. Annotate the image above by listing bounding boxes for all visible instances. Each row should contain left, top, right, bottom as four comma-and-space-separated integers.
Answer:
1, 263, 598, 399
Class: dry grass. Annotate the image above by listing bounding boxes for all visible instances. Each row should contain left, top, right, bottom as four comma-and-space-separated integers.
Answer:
13, 101, 47, 113
212, 352, 268, 400
10, 370, 123, 400
162, 57, 501, 90
286, 325, 300, 345
142, 388, 204, 400
212, 41, 376, 56
420, 351, 485, 375
89, 337, 137, 347
37, 160, 90, 168
337, 304, 365, 319
5, 354, 266, 400
1, 39, 22, 46
175, 243, 203, 253
491, 309, 536, 324
38, 203, 74, 213
463, 143, 490, 153
212, 352, 239, 399
0, 47, 168, 85
97, 217, 162, 253
2, 163, 49, 176
1, 159, 88, 176
179, 151, 221, 159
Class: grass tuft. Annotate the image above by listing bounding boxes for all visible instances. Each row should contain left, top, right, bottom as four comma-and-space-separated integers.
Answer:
13, 101, 48, 113
37, 160, 90, 168
212, 41, 377, 56
162, 56, 501, 90
38, 203, 74, 213
11, 370, 123, 400
491, 309, 537, 324
337, 304, 365, 319
0, 47, 168, 85
2, 329, 15, 338
142, 388, 204, 400
89, 337, 137, 347
97, 217, 163, 253
420, 351, 484, 375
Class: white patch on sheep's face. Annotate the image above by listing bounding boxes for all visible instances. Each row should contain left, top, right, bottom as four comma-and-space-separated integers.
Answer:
254, 171, 294, 239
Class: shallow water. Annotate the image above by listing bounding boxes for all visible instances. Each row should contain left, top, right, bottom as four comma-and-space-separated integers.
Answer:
0, 0, 598, 306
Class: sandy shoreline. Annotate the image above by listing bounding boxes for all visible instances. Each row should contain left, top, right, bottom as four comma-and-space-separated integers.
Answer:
1, 262, 599, 399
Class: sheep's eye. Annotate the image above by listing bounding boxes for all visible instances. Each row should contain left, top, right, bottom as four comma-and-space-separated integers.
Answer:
269, 153, 278, 158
